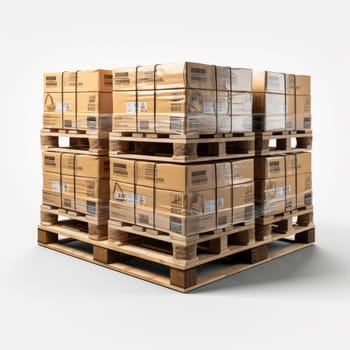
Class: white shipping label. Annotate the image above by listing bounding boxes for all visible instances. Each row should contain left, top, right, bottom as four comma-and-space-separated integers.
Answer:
267, 72, 285, 92
126, 192, 135, 205
216, 197, 224, 208
51, 181, 61, 192
135, 194, 146, 205
61, 182, 69, 192
55, 102, 71, 113
203, 101, 216, 114
126, 102, 137, 113
276, 186, 285, 198
114, 191, 124, 201
204, 199, 216, 213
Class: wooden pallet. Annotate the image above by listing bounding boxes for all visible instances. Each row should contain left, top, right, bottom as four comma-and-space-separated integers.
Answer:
40, 204, 108, 240
255, 131, 312, 155
37, 221, 315, 292
41, 129, 109, 155
108, 220, 255, 267
255, 206, 314, 241
109, 132, 255, 163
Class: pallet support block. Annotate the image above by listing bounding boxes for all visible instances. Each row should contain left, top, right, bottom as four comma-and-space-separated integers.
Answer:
88, 223, 108, 241
173, 244, 197, 260
93, 246, 121, 264
38, 229, 58, 244
295, 228, 315, 243
173, 143, 197, 158
234, 244, 268, 264
170, 268, 197, 288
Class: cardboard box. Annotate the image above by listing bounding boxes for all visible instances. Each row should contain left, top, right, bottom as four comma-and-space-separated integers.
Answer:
43, 91, 112, 130
154, 163, 215, 191
217, 186, 233, 227
232, 182, 254, 224
231, 68, 252, 92
296, 152, 311, 174
42, 171, 109, 217
253, 93, 286, 131
155, 188, 216, 235
295, 75, 311, 96
297, 172, 312, 208
232, 159, 254, 184
255, 175, 296, 215
112, 90, 137, 131
43, 70, 112, 93
216, 66, 231, 91
286, 94, 295, 130
254, 155, 296, 179
285, 74, 295, 95
42, 152, 109, 178
155, 62, 216, 90
296, 95, 311, 130
253, 71, 285, 94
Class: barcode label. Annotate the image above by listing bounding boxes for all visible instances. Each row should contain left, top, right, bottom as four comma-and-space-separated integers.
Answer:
55, 102, 71, 113
218, 215, 227, 226
170, 216, 182, 233
170, 116, 182, 131
115, 72, 130, 86
203, 101, 215, 114
138, 214, 149, 224
190, 67, 207, 81
86, 201, 96, 215
113, 163, 128, 176
88, 95, 96, 112
269, 161, 281, 173
64, 199, 72, 208
139, 120, 149, 130
114, 191, 124, 201
87, 116, 97, 129
171, 103, 182, 112
45, 156, 56, 166
64, 120, 72, 128
191, 170, 208, 185
103, 74, 113, 86
304, 117, 311, 129
46, 76, 57, 86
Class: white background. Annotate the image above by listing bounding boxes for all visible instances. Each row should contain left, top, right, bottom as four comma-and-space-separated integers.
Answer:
1, 0, 349, 348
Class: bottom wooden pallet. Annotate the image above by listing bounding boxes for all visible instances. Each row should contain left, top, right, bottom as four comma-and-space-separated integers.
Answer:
37, 224, 314, 292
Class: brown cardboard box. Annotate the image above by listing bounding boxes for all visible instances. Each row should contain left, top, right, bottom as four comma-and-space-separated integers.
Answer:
155, 188, 216, 235
231, 92, 253, 132
43, 70, 112, 93
156, 89, 224, 134
155, 62, 216, 90
253, 71, 285, 94
217, 186, 232, 227
296, 152, 311, 174
297, 172, 312, 208
253, 93, 286, 131
255, 156, 286, 179
255, 175, 296, 215
43, 91, 112, 129
112, 90, 137, 131
286, 94, 295, 130
231, 68, 253, 92
255, 155, 295, 179
232, 182, 254, 224
216, 66, 231, 91
42, 152, 109, 178
296, 95, 311, 130
113, 67, 137, 91
42, 172, 109, 217
295, 75, 311, 95
285, 74, 295, 95
110, 158, 135, 183
216, 162, 233, 187
232, 159, 254, 184
155, 163, 216, 191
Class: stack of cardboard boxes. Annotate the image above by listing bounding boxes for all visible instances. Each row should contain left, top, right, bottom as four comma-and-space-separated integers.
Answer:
252, 70, 312, 230
112, 62, 253, 135
41, 70, 112, 240
109, 62, 256, 237
252, 71, 311, 131
43, 70, 113, 131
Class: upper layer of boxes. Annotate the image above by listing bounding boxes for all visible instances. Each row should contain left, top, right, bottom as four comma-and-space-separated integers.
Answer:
42, 63, 311, 134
